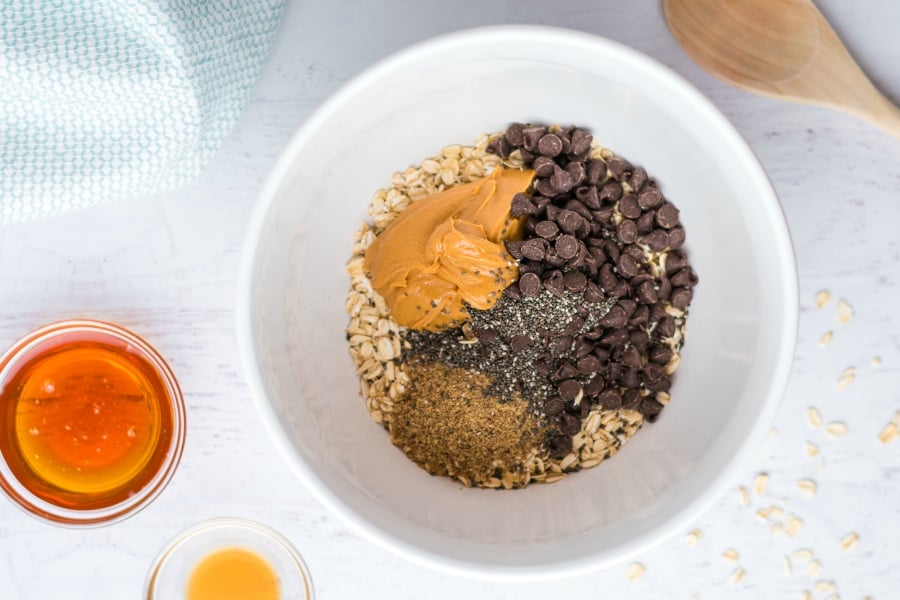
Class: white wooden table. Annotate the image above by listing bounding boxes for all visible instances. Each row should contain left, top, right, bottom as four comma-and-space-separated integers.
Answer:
2, 1, 899, 598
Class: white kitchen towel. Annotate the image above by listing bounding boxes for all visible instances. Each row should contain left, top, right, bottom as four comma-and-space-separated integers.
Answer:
0, 0, 285, 223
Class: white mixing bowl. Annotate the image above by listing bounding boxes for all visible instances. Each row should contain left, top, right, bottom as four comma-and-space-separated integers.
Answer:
237, 26, 798, 579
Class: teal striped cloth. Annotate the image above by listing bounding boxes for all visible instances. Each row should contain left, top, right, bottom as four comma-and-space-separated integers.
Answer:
1, 0, 285, 223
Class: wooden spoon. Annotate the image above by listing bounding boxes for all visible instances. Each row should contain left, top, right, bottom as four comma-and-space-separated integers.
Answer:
663, 0, 900, 139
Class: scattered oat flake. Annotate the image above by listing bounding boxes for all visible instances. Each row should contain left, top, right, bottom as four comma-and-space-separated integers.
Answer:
797, 479, 818, 496
685, 529, 701, 545
839, 532, 859, 552
785, 514, 804, 537
815, 290, 831, 308
754, 472, 769, 495
793, 548, 814, 561
807, 407, 823, 428
769, 505, 785, 518
755, 508, 770, 522
835, 366, 856, 390
801, 592, 813, 600
871, 356, 881, 367
836, 299, 853, 324
805, 441, 819, 457
729, 567, 746, 584
784, 555, 792, 575
806, 560, 823, 578
878, 422, 898, 444
826, 421, 848, 438
814, 580, 836, 593
722, 548, 740, 562
771, 522, 784, 536
738, 486, 750, 506
818, 331, 833, 347
626, 562, 645, 582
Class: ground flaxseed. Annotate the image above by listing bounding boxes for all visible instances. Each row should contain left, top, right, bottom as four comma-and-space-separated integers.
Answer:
389, 361, 543, 487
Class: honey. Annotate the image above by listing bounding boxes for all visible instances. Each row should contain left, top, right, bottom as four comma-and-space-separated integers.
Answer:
187, 548, 280, 600
0, 321, 181, 515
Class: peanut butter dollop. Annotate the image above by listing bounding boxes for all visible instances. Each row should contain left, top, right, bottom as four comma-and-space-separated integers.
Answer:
364, 167, 535, 331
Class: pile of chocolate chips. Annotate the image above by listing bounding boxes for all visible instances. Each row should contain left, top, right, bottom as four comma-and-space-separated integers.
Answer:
486, 123, 699, 458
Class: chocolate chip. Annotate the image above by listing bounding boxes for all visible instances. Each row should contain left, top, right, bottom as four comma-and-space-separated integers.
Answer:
544, 249, 566, 267
575, 337, 594, 358
473, 327, 498, 343
533, 155, 555, 177
628, 167, 648, 192
543, 269, 565, 296
604, 239, 621, 262
519, 149, 535, 165
636, 280, 658, 305
643, 362, 665, 383
509, 334, 532, 353
617, 219, 638, 244
618, 299, 637, 318
672, 287, 693, 309
534, 220, 559, 239
486, 136, 511, 158
600, 327, 629, 347
656, 316, 676, 338
537, 133, 563, 157
557, 210, 582, 234
553, 359, 578, 380
522, 126, 546, 151
645, 376, 671, 393
562, 316, 586, 336
637, 187, 663, 210
599, 181, 624, 203
560, 413, 582, 436
570, 128, 593, 155
641, 229, 669, 252
536, 177, 556, 197
552, 335, 574, 357
565, 199, 593, 221
575, 185, 600, 209
598, 389, 622, 409
619, 194, 641, 219
544, 396, 565, 416
664, 250, 686, 276
576, 355, 601, 375
650, 302, 668, 322
510, 193, 536, 217
565, 162, 585, 186
622, 345, 643, 369
503, 283, 522, 300
563, 270, 588, 292
649, 345, 673, 365
657, 277, 672, 301
637, 210, 656, 234
656, 203, 680, 229
584, 375, 604, 397
611, 280, 631, 298
504, 240, 525, 259
547, 434, 572, 459
607, 157, 631, 180
639, 398, 664, 421
505, 122, 525, 147
629, 328, 649, 350
518, 259, 542, 276
622, 368, 641, 388
558, 379, 582, 400
550, 166, 575, 194
521, 238, 547, 260
599, 305, 628, 328
617, 253, 640, 278
519, 272, 541, 296
671, 266, 699, 288
585, 159, 607, 185
555, 234, 578, 260
668, 227, 686, 249
533, 353, 552, 375
584, 281, 605, 303
622, 389, 641, 410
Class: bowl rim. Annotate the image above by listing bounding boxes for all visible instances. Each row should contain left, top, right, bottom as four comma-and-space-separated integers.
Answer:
236, 24, 799, 581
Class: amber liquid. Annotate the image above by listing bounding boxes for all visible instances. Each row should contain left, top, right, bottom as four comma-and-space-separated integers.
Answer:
0, 333, 174, 510
187, 548, 280, 600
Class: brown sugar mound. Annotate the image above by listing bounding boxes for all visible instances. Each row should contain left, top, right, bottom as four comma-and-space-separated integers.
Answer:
389, 361, 543, 488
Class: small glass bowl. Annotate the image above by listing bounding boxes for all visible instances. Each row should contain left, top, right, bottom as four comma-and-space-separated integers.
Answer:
145, 517, 315, 599
0, 319, 186, 526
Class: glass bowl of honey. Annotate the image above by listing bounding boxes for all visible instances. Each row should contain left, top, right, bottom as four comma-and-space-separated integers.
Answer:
0, 319, 186, 525
145, 517, 314, 600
